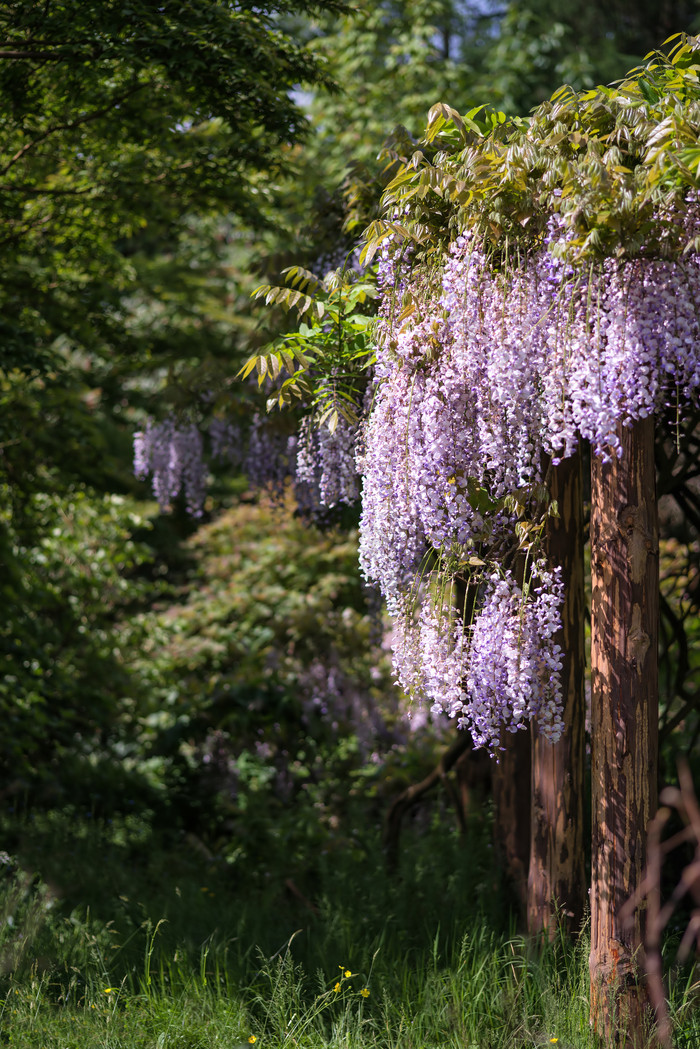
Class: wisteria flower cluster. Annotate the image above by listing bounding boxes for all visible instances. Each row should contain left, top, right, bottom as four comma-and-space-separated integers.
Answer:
390, 563, 563, 751
134, 407, 362, 519
536, 225, 700, 461
242, 410, 362, 517
244, 413, 297, 503
295, 414, 360, 509
208, 417, 243, 466
134, 417, 207, 517
135, 412, 292, 515
359, 230, 700, 749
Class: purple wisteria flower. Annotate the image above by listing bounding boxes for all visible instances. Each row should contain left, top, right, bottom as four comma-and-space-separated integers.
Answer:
209, 417, 243, 465
390, 567, 564, 751
134, 417, 207, 516
296, 414, 360, 509
357, 226, 700, 750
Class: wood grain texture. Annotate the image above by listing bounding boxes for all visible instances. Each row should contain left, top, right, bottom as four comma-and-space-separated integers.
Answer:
528, 450, 586, 938
589, 417, 659, 1048
493, 723, 531, 915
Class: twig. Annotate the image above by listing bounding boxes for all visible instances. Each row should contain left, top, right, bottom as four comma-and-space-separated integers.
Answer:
621, 761, 700, 1049
382, 732, 474, 869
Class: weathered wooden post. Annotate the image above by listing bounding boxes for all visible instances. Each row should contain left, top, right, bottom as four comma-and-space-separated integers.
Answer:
528, 450, 586, 937
589, 416, 659, 1047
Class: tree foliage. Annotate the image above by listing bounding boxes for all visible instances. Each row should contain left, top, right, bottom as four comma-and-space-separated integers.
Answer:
242, 266, 377, 425
0, 0, 347, 488
3, 0, 700, 924
365, 36, 700, 265
0, 0, 347, 791
126, 495, 411, 875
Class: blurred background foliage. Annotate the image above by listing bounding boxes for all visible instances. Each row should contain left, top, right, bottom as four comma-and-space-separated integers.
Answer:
0, 0, 698, 977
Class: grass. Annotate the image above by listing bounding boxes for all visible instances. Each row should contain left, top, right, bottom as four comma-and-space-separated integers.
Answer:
0, 805, 698, 1049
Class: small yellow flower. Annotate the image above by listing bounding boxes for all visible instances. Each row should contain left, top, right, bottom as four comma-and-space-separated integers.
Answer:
360, 988, 370, 998
103, 988, 115, 994
549, 1039, 559, 1044
344, 970, 352, 978
333, 982, 341, 993
248, 1037, 257, 1044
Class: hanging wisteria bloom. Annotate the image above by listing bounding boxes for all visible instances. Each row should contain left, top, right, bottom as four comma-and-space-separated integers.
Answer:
390, 566, 564, 751
295, 414, 360, 509
209, 417, 243, 466
134, 417, 207, 517
244, 413, 297, 503
536, 222, 700, 460
357, 226, 700, 749
461, 566, 564, 749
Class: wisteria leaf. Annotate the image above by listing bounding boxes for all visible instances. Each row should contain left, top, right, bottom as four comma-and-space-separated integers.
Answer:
237, 355, 259, 380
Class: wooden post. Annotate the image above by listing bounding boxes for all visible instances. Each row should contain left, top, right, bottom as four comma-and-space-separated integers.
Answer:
528, 450, 586, 938
493, 723, 531, 916
589, 416, 659, 1047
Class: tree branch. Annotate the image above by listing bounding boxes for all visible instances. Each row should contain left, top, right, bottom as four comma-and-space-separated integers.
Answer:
382, 732, 475, 869
659, 684, 700, 741
0, 81, 149, 177
0, 49, 92, 59
0, 183, 94, 196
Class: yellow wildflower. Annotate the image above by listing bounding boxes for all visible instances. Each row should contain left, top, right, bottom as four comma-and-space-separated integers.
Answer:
248, 1037, 257, 1044
360, 988, 370, 998
333, 982, 341, 993
344, 970, 352, 978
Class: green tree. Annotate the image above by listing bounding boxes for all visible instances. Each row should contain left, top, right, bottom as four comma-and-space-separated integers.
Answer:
0, 0, 346, 788
476, 0, 700, 114
0, 0, 346, 390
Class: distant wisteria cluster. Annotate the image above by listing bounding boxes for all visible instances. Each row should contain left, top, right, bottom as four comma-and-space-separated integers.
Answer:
295, 414, 360, 509
358, 229, 700, 749
134, 408, 361, 519
244, 413, 296, 502
134, 417, 207, 517
242, 411, 361, 514
134, 414, 252, 515
297, 655, 404, 759
208, 417, 243, 466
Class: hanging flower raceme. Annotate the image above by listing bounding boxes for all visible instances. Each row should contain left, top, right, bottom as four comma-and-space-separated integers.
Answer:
537, 220, 700, 461
390, 564, 564, 751
134, 417, 207, 517
358, 224, 700, 750
244, 412, 297, 503
461, 566, 564, 749
296, 414, 360, 510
